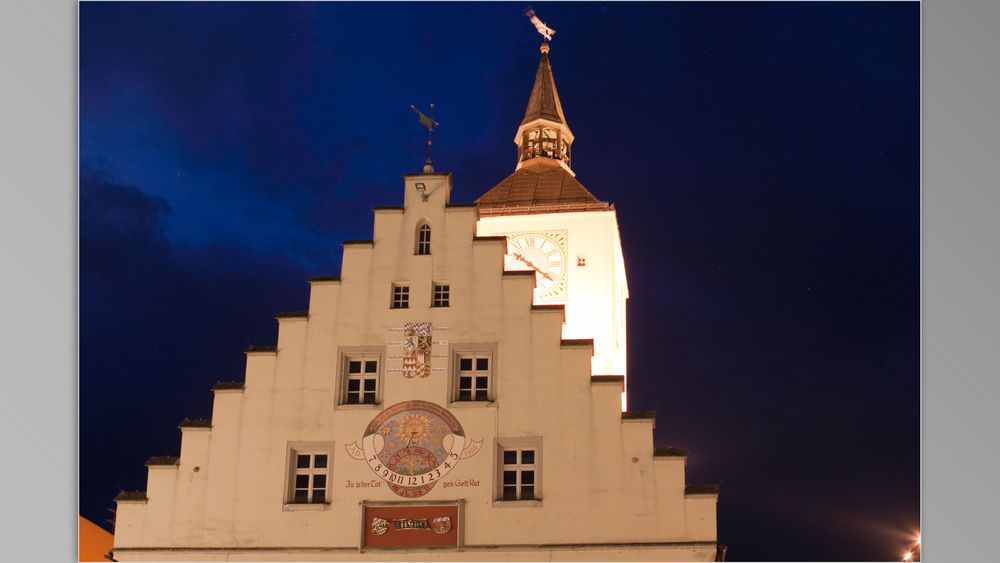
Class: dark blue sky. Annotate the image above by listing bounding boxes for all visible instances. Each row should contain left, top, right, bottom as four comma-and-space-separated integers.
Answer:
80, 3, 919, 560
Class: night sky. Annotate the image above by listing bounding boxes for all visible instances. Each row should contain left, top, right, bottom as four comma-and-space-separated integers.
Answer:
80, 3, 919, 561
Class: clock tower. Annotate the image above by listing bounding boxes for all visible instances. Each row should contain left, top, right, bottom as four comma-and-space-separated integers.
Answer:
475, 42, 630, 409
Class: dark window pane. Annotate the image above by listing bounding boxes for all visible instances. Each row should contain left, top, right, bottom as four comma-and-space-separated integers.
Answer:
459, 376, 471, 389
347, 379, 360, 392
294, 490, 308, 503
460, 358, 472, 371
521, 470, 534, 485
475, 390, 488, 401
348, 360, 362, 373
364, 379, 376, 391
522, 486, 535, 500
365, 361, 377, 373
459, 390, 471, 401
476, 358, 489, 371
312, 474, 326, 488
296, 475, 309, 488
503, 451, 517, 465
503, 470, 517, 485
363, 392, 376, 404
346, 393, 359, 404
297, 455, 310, 469
476, 376, 489, 388
314, 455, 327, 469
503, 486, 517, 500
521, 450, 535, 465
312, 490, 325, 503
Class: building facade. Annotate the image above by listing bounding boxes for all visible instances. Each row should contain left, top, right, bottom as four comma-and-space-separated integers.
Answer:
111, 43, 721, 562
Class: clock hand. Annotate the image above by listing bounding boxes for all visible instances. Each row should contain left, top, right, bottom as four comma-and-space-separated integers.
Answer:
512, 252, 556, 282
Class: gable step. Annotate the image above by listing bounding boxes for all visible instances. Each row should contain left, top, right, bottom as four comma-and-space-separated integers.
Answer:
144, 456, 179, 467
178, 418, 211, 429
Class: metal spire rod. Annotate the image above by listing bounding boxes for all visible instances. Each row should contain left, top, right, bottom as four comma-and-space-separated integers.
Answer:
410, 104, 440, 173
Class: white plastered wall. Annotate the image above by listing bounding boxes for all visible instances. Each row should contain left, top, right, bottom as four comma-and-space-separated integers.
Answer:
112, 173, 715, 561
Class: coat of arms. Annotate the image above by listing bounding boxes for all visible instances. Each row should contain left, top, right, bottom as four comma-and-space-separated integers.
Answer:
402, 322, 432, 379
431, 516, 452, 535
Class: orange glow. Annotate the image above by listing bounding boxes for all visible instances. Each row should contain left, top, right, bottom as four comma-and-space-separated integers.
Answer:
902, 551, 912, 561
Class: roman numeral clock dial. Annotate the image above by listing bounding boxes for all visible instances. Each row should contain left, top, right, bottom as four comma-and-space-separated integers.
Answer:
502, 231, 569, 300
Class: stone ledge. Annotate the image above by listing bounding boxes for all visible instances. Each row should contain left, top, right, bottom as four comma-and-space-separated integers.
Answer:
245, 345, 276, 354
309, 275, 341, 283
178, 418, 211, 429
621, 410, 656, 420
212, 381, 245, 391
591, 375, 625, 384
145, 456, 179, 467
114, 490, 147, 503
685, 483, 720, 495
275, 311, 308, 319
654, 447, 688, 457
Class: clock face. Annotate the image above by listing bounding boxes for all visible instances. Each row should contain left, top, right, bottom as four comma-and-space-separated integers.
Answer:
502, 231, 568, 300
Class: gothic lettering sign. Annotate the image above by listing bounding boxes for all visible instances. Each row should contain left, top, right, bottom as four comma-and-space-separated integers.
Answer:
363, 504, 459, 548
345, 400, 483, 498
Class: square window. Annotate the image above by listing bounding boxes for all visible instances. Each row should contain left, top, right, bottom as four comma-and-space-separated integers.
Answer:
432, 283, 450, 307
289, 447, 331, 505
454, 349, 493, 402
498, 443, 540, 502
341, 351, 382, 406
391, 284, 410, 309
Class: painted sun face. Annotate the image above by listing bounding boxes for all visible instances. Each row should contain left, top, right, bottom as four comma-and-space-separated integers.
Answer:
503, 231, 568, 300
397, 414, 431, 444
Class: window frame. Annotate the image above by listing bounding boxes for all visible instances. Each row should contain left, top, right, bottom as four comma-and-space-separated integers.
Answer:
495, 437, 542, 505
336, 346, 385, 407
449, 343, 497, 404
391, 283, 410, 309
284, 441, 335, 510
432, 282, 450, 308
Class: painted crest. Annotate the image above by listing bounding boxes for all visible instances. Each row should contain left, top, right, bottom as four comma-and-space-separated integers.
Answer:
402, 322, 432, 378
345, 400, 484, 498
431, 516, 452, 535
371, 517, 389, 536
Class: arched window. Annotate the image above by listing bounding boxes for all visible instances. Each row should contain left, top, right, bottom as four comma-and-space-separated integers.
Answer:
416, 223, 431, 255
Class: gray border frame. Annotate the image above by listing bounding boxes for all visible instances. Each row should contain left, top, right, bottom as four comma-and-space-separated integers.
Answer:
7, 0, 1000, 560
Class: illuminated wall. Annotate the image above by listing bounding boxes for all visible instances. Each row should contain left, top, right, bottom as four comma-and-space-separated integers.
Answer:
111, 174, 716, 561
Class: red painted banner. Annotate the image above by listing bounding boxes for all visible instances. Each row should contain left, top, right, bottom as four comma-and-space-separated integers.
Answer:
363, 504, 459, 548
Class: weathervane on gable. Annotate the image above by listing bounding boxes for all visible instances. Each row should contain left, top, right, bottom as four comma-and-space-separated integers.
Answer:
525, 8, 555, 42
410, 103, 439, 173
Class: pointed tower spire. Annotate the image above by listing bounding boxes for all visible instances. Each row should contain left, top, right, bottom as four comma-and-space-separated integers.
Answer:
476, 41, 607, 215
514, 43, 575, 175
521, 43, 567, 126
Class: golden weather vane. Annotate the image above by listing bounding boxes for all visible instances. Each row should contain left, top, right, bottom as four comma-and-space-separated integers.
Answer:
410, 103, 439, 173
